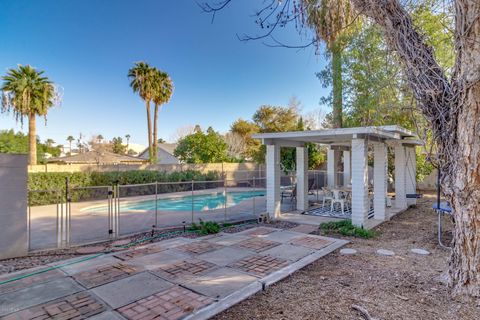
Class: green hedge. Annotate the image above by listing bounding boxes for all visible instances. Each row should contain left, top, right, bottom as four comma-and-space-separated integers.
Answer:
28, 170, 221, 206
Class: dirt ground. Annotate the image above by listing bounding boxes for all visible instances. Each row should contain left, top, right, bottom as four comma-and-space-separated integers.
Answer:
214, 194, 480, 320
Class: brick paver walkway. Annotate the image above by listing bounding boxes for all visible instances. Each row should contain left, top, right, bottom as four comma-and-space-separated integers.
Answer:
289, 236, 333, 250
153, 259, 217, 280
289, 224, 318, 234
0, 226, 346, 319
229, 255, 289, 277
3, 292, 105, 320
176, 241, 223, 255
118, 286, 214, 320
73, 263, 139, 288
235, 238, 281, 253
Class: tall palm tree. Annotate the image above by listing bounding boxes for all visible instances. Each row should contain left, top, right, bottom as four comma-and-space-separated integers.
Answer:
45, 138, 55, 148
152, 69, 173, 162
1, 65, 57, 164
125, 134, 131, 150
66, 135, 74, 154
304, 0, 356, 128
128, 62, 156, 163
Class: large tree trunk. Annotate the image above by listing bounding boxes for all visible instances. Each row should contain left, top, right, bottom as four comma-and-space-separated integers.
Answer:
28, 112, 37, 165
331, 41, 343, 129
152, 103, 159, 164
351, 0, 480, 296
146, 100, 153, 163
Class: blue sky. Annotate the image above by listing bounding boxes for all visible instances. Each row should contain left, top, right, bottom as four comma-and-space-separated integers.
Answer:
0, 0, 329, 147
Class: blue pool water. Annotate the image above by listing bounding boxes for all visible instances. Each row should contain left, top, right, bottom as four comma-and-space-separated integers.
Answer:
85, 191, 265, 213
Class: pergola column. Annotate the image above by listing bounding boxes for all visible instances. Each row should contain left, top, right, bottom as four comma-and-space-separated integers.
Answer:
296, 146, 308, 211
373, 142, 387, 220
343, 150, 351, 186
405, 146, 417, 206
327, 147, 338, 187
394, 144, 407, 209
266, 144, 281, 219
351, 138, 369, 227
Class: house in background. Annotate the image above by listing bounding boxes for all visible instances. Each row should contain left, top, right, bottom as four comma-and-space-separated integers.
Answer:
138, 143, 180, 164
48, 150, 148, 165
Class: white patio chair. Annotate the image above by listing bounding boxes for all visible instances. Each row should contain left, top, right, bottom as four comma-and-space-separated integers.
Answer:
330, 189, 347, 214
322, 187, 333, 208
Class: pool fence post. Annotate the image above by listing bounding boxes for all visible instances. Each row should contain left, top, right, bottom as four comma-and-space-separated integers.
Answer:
155, 181, 158, 228
191, 180, 194, 224
224, 178, 227, 223
253, 177, 256, 216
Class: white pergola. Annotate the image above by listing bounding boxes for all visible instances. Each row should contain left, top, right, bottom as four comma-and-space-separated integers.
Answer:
253, 125, 420, 228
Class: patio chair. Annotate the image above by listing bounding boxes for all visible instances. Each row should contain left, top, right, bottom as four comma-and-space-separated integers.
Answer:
330, 189, 347, 214
322, 187, 333, 208
281, 184, 296, 203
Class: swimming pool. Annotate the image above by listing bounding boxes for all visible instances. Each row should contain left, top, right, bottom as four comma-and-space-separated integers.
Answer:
84, 190, 265, 213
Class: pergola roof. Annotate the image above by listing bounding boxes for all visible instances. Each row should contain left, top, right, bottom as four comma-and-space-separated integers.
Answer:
252, 125, 421, 146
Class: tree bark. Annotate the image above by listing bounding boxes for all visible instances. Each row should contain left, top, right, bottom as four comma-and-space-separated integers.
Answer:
146, 100, 153, 163
331, 41, 343, 129
350, 0, 480, 296
152, 103, 159, 164
28, 112, 37, 165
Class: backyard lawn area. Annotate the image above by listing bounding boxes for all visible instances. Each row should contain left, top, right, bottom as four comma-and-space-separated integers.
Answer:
214, 194, 480, 320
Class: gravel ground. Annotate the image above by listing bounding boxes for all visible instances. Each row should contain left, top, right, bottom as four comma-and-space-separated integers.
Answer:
0, 220, 297, 275
213, 194, 480, 320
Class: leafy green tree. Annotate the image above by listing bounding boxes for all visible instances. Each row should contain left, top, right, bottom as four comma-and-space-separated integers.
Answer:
174, 126, 229, 163
111, 137, 127, 154
152, 69, 173, 162
1, 65, 58, 164
128, 62, 156, 163
0, 130, 60, 163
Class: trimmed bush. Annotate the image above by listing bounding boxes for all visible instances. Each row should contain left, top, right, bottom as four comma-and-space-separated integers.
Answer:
28, 170, 220, 206
319, 220, 378, 239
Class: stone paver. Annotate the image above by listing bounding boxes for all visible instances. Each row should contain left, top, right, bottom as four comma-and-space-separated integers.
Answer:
289, 224, 318, 234
235, 238, 281, 253
3, 292, 105, 320
118, 286, 214, 320
0, 269, 64, 295
126, 249, 190, 271
197, 246, 254, 267
73, 263, 140, 288
152, 259, 217, 280
289, 236, 334, 250
340, 248, 357, 255
411, 248, 430, 255
89, 310, 125, 320
58, 255, 121, 276
92, 272, 173, 309
205, 233, 250, 246
0, 277, 83, 316
239, 227, 279, 236
262, 230, 305, 243
229, 255, 289, 277
261, 244, 314, 261
114, 245, 165, 261
176, 241, 223, 255
377, 249, 395, 256
181, 267, 259, 299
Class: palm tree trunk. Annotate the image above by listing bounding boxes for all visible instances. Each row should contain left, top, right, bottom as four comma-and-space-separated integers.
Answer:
28, 112, 37, 165
146, 100, 153, 163
152, 103, 159, 164
331, 41, 343, 129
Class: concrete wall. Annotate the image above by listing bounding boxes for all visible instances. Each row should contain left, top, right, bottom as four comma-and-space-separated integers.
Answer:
0, 154, 28, 259
417, 169, 437, 191
28, 162, 265, 181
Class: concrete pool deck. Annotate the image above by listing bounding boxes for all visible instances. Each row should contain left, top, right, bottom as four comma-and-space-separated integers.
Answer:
0, 226, 347, 319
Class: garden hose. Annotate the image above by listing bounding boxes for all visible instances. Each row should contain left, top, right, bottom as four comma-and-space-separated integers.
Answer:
0, 220, 257, 286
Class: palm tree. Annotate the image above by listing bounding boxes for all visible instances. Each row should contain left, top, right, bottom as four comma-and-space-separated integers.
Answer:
125, 134, 131, 149
45, 138, 55, 148
128, 62, 156, 163
152, 69, 173, 162
304, 0, 356, 128
66, 135, 74, 154
1, 65, 57, 164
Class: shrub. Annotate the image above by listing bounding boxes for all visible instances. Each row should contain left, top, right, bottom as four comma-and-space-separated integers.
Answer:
28, 170, 220, 206
189, 219, 221, 235
319, 220, 378, 239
